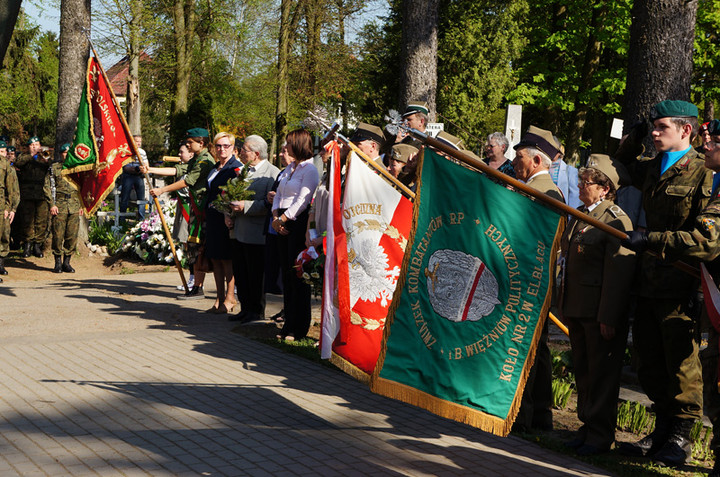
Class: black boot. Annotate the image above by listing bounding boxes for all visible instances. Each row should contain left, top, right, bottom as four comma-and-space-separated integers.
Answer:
33, 242, 44, 258
22, 242, 31, 258
62, 255, 75, 273
0, 257, 7, 275
53, 255, 63, 273
653, 418, 694, 467
619, 414, 670, 457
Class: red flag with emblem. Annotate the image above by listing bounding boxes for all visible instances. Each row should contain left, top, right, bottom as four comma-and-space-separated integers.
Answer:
329, 152, 413, 379
63, 55, 134, 215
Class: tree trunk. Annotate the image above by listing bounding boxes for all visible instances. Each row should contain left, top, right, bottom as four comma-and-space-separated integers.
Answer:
127, 0, 142, 135
623, 0, 698, 152
270, 0, 300, 162
705, 101, 715, 122
565, 2, 606, 162
0, 0, 22, 66
56, 0, 91, 159
399, 0, 439, 121
172, 0, 195, 114
305, 0, 323, 100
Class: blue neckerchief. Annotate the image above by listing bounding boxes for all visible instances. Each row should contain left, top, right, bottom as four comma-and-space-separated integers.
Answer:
660, 146, 692, 175
712, 173, 720, 197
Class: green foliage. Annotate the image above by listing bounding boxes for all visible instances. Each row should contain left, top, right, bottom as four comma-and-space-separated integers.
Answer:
691, 422, 714, 461
551, 379, 573, 409
693, 0, 720, 118
0, 13, 58, 144
551, 348, 573, 381
88, 217, 125, 254
437, 0, 529, 150
616, 401, 654, 435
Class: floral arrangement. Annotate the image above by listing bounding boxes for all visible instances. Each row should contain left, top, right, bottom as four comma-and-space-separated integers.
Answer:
210, 165, 255, 215
120, 199, 184, 264
294, 246, 325, 296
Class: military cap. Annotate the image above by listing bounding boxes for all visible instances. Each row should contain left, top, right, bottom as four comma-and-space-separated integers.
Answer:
584, 153, 622, 190
60, 143, 71, 153
350, 122, 385, 146
402, 101, 430, 118
650, 100, 698, 121
27, 136, 40, 145
390, 143, 419, 164
461, 149, 483, 162
7, 146, 15, 152
185, 127, 209, 139
514, 125, 560, 159
708, 119, 720, 136
0, 141, 6, 148
435, 131, 464, 150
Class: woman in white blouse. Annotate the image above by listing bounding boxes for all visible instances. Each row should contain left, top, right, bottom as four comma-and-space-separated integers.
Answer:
271, 129, 319, 341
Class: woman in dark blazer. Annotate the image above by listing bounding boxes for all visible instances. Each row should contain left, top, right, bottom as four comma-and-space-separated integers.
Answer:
205, 132, 242, 314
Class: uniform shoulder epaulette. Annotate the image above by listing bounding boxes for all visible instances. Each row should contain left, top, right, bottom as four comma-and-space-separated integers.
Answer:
607, 204, 626, 218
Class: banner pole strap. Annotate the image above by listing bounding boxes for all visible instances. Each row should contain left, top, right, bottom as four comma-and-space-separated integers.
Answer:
407, 129, 699, 279
82, 29, 189, 293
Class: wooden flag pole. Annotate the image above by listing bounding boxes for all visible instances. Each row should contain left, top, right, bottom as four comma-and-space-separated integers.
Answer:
83, 32, 189, 292
409, 129, 700, 279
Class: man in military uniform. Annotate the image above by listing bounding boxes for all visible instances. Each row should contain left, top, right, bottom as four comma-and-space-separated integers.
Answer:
15, 136, 50, 258
511, 126, 564, 432
618, 100, 712, 467
625, 119, 720, 473
46, 144, 81, 273
0, 140, 20, 281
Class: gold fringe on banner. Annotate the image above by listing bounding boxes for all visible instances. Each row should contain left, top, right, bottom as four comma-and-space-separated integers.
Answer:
330, 353, 371, 384
370, 149, 567, 437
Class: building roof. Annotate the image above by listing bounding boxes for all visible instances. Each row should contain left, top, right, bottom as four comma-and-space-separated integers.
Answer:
105, 52, 152, 97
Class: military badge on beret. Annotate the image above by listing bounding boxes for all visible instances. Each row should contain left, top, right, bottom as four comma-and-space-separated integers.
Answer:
702, 218, 716, 232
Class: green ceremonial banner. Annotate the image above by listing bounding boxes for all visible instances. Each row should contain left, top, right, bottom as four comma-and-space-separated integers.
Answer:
370, 149, 564, 437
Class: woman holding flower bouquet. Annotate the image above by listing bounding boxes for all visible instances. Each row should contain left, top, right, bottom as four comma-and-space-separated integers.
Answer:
204, 132, 242, 313
272, 129, 320, 341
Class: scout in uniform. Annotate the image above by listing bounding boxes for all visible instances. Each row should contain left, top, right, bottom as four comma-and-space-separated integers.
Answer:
141, 128, 216, 299
46, 144, 81, 273
15, 136, 51, 258
626, 119, 720, 474
0, 140, 20, 281
618, 100, 713, 466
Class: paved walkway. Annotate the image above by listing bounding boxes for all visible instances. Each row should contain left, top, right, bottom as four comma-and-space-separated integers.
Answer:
0, 272, 611, 476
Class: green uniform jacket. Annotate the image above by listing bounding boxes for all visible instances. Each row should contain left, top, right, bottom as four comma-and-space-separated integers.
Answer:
184, 148, 215, 205
619, 147, 713, 298
44, 162, 81, 213
1, 156, 20, 212
560, 200, 636, 327
15, 153, 50, 200
526, 172, 565, 203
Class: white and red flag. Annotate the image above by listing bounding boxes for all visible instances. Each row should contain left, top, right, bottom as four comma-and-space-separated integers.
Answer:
323, 151, 413, 379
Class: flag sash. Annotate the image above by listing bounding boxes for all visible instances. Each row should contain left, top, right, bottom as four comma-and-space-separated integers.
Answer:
370, 149, 563, 437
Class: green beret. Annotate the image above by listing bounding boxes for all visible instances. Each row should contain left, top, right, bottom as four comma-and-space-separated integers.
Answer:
402, 101, 430, 118
650, 100, 698, 121
185, 128, 209, 139
7, 146, 15, 152
0, 141, 6, 148
60, 143, 71, 153
27, 136, 40, 145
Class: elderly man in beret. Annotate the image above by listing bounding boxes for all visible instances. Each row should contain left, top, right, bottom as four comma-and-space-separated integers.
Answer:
511, 126, 564, 434
618, 100, 713, 467
15, 136, 50, 258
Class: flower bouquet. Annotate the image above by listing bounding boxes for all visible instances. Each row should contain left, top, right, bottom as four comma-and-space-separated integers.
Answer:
294, 246, 325, 297
121, 199, 184, 264
210, 165, 255, 215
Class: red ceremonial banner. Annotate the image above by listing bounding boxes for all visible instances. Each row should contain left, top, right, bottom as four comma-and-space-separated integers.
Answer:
64, 56, 133, 215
